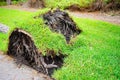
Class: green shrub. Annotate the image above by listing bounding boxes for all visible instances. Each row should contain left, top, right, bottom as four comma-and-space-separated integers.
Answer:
0, 2, 7, 6
45, 0, 94, 9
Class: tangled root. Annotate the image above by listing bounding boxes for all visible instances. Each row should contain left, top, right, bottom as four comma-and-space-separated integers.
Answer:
43, 9, 82, 43
7, 28, 66, 76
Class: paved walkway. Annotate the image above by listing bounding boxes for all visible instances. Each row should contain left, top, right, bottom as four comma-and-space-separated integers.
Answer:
70, 11, 120, 25
0, 52, 52, 80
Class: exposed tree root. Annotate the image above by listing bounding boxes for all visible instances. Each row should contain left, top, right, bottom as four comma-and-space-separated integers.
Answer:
42, 9, 82, 43
7, 28, 66, 76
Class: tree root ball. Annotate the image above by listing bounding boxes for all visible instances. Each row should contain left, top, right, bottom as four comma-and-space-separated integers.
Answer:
42, 9, 82, 43
7, 28, 66, 76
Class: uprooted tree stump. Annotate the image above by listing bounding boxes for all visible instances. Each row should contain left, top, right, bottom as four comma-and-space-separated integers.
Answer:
7, 28, 66, 76
42, 9, 82, 43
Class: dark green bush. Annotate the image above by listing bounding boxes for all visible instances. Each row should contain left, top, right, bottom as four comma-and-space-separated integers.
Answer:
0, 2, 7, 6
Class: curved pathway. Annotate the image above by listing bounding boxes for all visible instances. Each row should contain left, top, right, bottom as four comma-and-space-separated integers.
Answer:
69, 11, 120, 25
0, 52, 52, 80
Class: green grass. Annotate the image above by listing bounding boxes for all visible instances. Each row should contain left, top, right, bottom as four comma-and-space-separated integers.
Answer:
53, 18, 120, 80
0, 8, 120, 80
0, 8, 67, 53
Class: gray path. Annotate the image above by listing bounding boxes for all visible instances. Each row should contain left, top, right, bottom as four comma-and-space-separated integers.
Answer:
0, 52, 52, 80
70, 11, 120, 25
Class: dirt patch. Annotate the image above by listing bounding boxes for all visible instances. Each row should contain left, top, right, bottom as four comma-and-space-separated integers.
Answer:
42, 9, 82, 43
7, 28, 66, 78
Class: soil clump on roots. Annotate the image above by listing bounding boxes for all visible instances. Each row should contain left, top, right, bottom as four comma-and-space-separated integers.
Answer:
42, 9, 82, 43
7, 28, 66, 77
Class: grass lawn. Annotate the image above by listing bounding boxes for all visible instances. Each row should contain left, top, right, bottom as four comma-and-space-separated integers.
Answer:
0, 8, 120, 80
